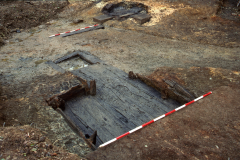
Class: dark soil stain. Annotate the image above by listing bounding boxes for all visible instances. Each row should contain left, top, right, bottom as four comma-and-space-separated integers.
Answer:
0, 1, 68, 46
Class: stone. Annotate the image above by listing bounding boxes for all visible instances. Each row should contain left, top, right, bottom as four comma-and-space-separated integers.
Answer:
93, 14, 113, 23
38, 25, 46, 29
132, 13, 152, 24
39, 136, 46, 142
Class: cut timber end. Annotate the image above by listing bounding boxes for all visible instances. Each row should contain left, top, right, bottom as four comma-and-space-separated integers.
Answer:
90, 80, 96, 96
133, 13, 152, 24
93, 15, 114, 23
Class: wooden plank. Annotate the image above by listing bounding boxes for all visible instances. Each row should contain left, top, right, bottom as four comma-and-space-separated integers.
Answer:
68, 96, 115, 142
77, 65, 171, 116
93, 96, 137, 129
75, 96, 133, 140
77, 51, 102, 64
104, 65, 179, 111
47, 52, 180, 146
71, 70, 148, 126
74, 68, 154, 123
132, 13, 152, 24
45, 61, 65, 73
54, 52, 79, 64
64, 103, 103, 147
54, 51, 102, 65
93, 15, 113, 23
92, 84, 142, 127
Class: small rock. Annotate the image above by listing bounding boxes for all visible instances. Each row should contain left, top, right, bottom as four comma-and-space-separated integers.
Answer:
45, 152, 51, 157
51, 153, 57, 156
72, 19, 83, 24
16, 30, 21, 33
160, 7, 167, 12
39, 136, 46, 142
38, 25, 46, 29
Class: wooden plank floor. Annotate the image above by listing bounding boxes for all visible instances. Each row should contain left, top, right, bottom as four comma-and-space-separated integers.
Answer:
62, 63, 179, 147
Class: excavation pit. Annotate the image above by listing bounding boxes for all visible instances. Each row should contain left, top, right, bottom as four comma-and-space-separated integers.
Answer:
94, 2, 151, 23
46, 51, 180, 148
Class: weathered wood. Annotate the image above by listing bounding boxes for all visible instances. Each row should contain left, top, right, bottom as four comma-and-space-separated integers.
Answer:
46, 61, 65, 73
130, 71, 196, 104
132, 13, 152, 24
64, 103, 103, 147
56, 108, 97, 150
93, 15, 114, 23
163, 79, 195, 100
68, 97, 115, 142
75, 67, 155, 122
48, 52, 179, 145
54, 52, 78, 64
66, 64, 180, 144
77, 51, 102, 64
90, 80, 96, 95
54, 50, 102, 64
88, 131, 97, 145
45, 74, 93, 110
46, 84, 86, 110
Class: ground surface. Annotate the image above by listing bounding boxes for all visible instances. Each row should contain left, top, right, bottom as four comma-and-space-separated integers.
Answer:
0, 125, 81, 160
0, 0, 239, 159
0, 1, 68, 47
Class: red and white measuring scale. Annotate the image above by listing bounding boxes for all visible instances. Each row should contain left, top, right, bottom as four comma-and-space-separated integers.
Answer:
49, 24, 99, 38
99, 91, 212, 148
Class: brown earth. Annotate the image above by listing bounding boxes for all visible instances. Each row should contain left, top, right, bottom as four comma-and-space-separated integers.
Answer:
80, 0, 240, 48
0, 125, 81, 160
86, 86, 240, 160
0, 1, 68, 46
0, 0, 239, 159
146, 66, 240, 97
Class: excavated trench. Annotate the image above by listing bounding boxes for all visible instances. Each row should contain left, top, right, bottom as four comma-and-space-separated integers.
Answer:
45, 51, 191, 149
102, 2, 148, 16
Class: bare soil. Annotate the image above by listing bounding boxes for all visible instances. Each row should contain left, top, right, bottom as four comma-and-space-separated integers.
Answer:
0, 1, 68, 46
0, 125, 81, 160
146, 67, 240, 97
0, 0, 239, 159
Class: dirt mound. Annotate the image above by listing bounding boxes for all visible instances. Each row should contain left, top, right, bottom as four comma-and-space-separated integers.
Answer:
0, 1, 68, 46
146, 67, 240, 97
